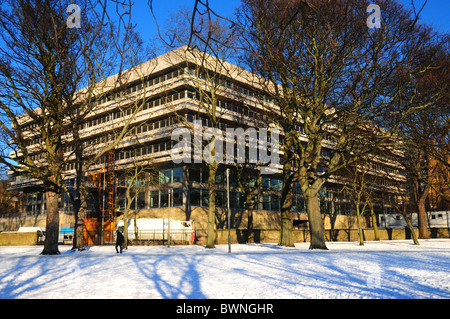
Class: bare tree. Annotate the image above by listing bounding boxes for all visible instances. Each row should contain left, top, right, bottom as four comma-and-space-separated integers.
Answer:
0, 0, 153, 253
161, 8, 240, 248
0, 0, 101, 254
116, 159, 157, 250
232, 0, 445, 250
384, 31, 449, 239
341, 155, 386, 245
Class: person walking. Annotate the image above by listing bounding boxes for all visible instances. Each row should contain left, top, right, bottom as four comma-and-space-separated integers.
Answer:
116, 230, 125, 253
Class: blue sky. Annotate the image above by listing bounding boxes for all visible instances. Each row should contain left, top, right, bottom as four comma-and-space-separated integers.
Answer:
131, 0, 449, 45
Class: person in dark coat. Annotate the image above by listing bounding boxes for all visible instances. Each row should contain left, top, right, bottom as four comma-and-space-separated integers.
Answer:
116, 230, 125, 253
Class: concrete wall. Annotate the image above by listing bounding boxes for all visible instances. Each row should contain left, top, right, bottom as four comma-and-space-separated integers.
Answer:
0, 232, 38, 246
208, 227, 450, 245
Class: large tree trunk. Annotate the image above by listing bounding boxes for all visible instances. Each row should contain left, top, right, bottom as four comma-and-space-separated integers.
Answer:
401, 206, 420, 245
123, 215, 129, 250
278, 148, 294, 247
356, 204, 364, 246
41, 190, 60, 255
72, 183, 86, 251
205, 163, 217, 248
369, 202, 380, 241
304, 188, 328, 250
246, 196, 254, 243
72, 131, 86, 251
278, 176, 294, 247
123, 189, 133, 250
417, 198, 431, 239
413, 156, 432, 239
73, 215, 85, 250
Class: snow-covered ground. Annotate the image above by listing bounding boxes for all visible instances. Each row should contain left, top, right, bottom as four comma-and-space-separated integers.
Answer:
0, 239, 449, 299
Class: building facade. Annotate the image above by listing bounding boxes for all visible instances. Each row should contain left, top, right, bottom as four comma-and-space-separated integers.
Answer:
8, 47, 408, 241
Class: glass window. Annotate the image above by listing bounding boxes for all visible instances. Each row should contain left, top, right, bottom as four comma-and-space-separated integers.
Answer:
201, 189, 209, 207
160, 169, 171, 184
230, 191, 240, 209
270, 179, 282, 191
215, 170, 224, 185
238, 192, 246, 209
172, 167, 183, 183
262, 195, 271, 211
160, 190, 169, 207
136, 192, 146, 210
149, 191, 159, 208
172, 188, 183, 207
201, 168, 209, 184
271, 195, 280, 211
262, 177, 270, 190
190, 189, 201, 206
190, 167, 201, 183
215, 190, 225, 208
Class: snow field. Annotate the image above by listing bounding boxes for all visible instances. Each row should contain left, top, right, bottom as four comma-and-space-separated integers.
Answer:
0, 239, 449, 299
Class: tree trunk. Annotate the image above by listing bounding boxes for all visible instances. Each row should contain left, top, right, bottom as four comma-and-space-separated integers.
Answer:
369, 202, 380, 241
356, 205, 364, 246
417, 198, 431, 239
124, 188, 133, 250
278, 155, 294, 247
123, 214, 129, 250
402, 206, 420, 245
72, 185, 86, 251
246, 193, 254, 243
73, 216, 85, 250
205, 163, 217, 248
278, 190, 294, 247
305, 189, 328, 250
41, 190, 60, 255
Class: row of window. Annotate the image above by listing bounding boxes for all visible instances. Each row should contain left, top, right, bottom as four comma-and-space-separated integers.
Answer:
186, 67, 277, 106
79, 90, 187, 131
95, 69, 185, 106
116, 167, 183, 187
81, 116, 179, 150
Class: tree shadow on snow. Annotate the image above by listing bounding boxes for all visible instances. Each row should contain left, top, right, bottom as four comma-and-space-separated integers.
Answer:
132, 254, 207, 299
226, 251, 450, 298
0, 253, 104, 298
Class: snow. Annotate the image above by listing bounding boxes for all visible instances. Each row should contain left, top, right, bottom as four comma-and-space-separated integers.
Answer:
0, 239, 449, 299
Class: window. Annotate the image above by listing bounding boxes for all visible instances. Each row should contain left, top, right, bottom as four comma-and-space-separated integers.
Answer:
172, 188, 183, 207
159, 169, 171, 184
189, 188, 209, 207
201, 190, 209, 207
262, 195, 271, 211
215, 190, 225, 208
201, 168, 209, 184
262, 177, 270, 190
215, 170, 224, 185
270, 179, 283, 191
149, 191, 159, 208
270, 195, 280, 211
172, 167, 183, 183
190, 189, 201, 206
190, 167, 201, 183
160, 190, 169, 207
230, 191, 240, 209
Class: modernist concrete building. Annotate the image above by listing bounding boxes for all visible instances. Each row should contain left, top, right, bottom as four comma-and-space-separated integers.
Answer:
7, 47, 407, 242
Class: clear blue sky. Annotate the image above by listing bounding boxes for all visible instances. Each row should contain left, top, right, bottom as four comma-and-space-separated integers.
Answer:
131, 0, 449, 45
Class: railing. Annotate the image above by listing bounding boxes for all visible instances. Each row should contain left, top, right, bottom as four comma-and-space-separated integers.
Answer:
81, 229, 194, 246
127, 229, 194, 246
